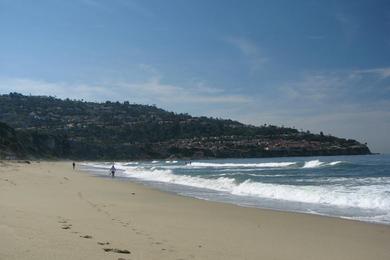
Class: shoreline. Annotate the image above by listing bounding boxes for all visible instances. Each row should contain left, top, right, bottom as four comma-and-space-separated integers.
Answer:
84, 166, 389, 227
1, 161, 390, 259
108, 175, 390, 227
82, 155, 390, 226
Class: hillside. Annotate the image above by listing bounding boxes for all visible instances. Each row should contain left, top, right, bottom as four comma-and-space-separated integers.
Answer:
0, 93, 370, 160
0, 122, 21, 158
0, 122, 69, 159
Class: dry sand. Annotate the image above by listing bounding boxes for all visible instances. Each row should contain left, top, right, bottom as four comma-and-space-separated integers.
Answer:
1, 161, 390, 260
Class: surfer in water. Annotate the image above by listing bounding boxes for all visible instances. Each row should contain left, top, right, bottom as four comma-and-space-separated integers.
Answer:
110, 164, 116, 178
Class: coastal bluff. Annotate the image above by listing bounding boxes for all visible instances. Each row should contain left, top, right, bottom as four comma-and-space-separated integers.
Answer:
0, 93, 370, 160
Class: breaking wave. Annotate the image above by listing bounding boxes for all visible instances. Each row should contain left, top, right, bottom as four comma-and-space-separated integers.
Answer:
190, 162, 296, 168
115, 165, 390, 211
302, 160, 343, 168
190, 160, 344, 169
82, 155, 390, 224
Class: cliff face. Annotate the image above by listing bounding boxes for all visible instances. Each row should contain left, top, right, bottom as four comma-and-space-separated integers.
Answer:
0, 122, 69, 159
0, 122, 21, 159
0, 93, 370, 160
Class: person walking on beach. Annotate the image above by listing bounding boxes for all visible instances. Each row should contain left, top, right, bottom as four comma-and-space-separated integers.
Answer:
110, 164, 116, 178
72, 162, 75, 170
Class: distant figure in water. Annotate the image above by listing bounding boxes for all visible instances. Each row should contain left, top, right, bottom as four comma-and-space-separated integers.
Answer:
110, 164, 116, 178
72, 162, 75, 170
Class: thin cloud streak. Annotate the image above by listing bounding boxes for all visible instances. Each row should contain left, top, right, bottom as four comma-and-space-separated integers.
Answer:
280, 68, 390, 104
0, 77, 252, 107
335, 11, 360, 43
356, 67, 390, 79
226, 36, 268, 71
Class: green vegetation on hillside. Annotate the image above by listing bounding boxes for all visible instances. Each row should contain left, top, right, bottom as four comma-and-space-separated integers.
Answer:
0, 93, 370, 160
0, 121, 69, 159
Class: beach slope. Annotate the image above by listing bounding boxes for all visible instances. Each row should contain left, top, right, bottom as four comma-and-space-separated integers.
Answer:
1, 161, 389, 260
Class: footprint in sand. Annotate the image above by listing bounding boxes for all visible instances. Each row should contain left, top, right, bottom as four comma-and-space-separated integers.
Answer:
61, 224, 72, 230
118, 220, 130, 227
103, 248, 131, 254
80, 235, 93, 239
58, 218, 72, 230
1, 178, 16, 186
57, 216, 131, 256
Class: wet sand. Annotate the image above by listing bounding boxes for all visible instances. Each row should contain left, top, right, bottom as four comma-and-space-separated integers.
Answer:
1, 161, 390, 260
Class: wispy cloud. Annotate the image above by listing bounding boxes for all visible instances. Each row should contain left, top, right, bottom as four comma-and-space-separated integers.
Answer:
335, 11, 359, 42
116, 77, 252, 105
226, 36, 268, 71
0, 77, 252, 108
282, 72, 343, 102
235, 67, 390, 152
355, 67, 390, 79
0, 78, 112, 101
280, 68, 390, 104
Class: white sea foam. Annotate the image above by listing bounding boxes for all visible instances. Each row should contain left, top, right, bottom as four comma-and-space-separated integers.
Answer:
347, 212, 390, 224
81, 160, 390, 226
232, 181, 390, 210
302, 160, 324, 168
190, 160, 343, 169
313, 177, 390, 185
123, 162, 138, 166
82, 158, 390, 224
302, 160, 343, 168
112, 165, 390, 211
190, 162, 296, 168
123, 167, 236, 191
329, 161, 343, 166
165, 160, 178, 164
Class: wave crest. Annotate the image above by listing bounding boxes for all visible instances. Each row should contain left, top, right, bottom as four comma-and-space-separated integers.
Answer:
190, 162, 296, 168
302, 160, 343, 168
117, 165, 390, 211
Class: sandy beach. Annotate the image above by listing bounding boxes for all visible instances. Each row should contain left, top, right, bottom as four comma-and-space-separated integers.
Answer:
1, 161, 389, 260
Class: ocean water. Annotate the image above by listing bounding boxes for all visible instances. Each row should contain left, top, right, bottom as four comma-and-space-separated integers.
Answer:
81, 154, 390, 225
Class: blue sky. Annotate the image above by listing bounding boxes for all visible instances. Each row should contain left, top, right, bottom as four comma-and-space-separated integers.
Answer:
1, 0, 390, 153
